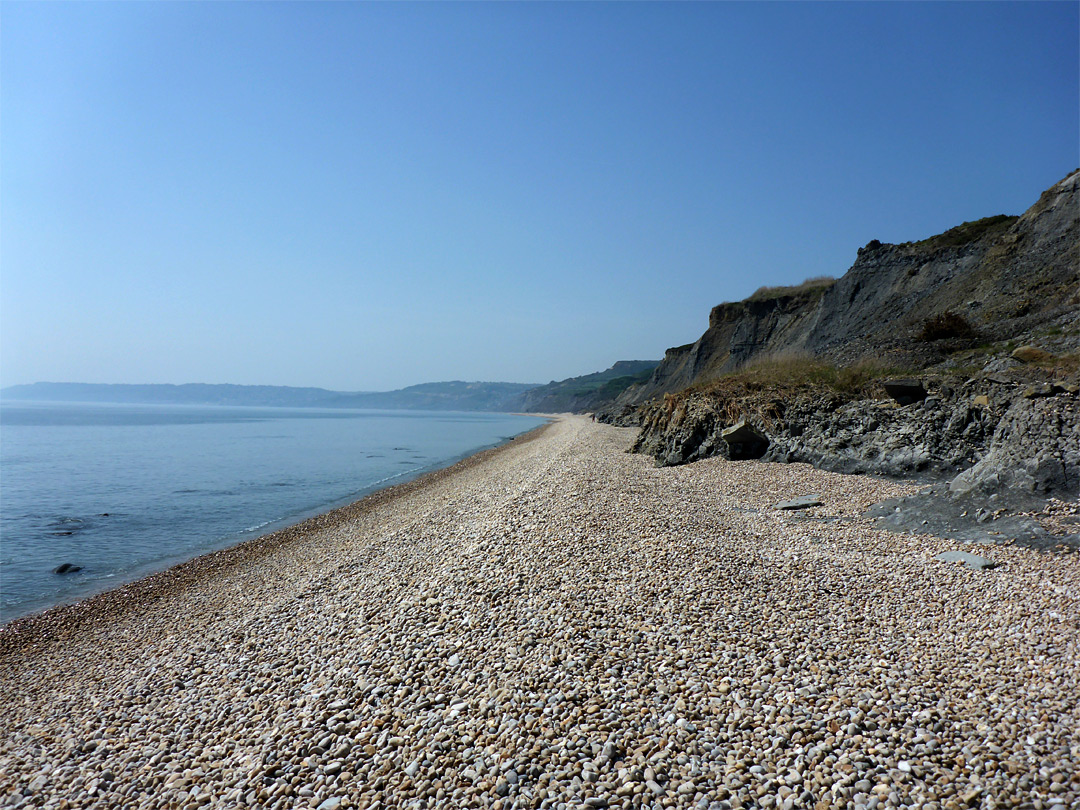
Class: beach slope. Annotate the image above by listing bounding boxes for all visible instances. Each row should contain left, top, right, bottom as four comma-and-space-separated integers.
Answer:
2, 416, 1077, 808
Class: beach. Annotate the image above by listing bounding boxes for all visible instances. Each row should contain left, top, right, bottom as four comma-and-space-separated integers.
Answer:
1, 414, 1077, 809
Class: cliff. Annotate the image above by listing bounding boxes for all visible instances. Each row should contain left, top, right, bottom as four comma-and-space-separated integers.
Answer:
516, 361, 658, 413
606, 171, 1079, 548
610, 169, 1079, 410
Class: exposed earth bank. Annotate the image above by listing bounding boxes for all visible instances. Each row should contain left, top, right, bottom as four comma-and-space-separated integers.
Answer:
616, 369, 1079, 550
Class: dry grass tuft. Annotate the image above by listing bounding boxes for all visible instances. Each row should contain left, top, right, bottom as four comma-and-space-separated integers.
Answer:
918, 310, 976, 341
747, 276, 836, 303
663, 353, 907, 429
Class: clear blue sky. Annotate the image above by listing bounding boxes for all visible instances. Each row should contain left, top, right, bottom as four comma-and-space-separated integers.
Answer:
2, 1, 1077, 391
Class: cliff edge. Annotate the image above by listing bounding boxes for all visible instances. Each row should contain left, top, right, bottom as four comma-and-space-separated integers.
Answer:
611, 169, 1078, 410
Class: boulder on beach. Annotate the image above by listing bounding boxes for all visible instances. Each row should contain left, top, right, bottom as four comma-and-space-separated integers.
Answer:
882, 379, 928, 406
720, 420, 769, 460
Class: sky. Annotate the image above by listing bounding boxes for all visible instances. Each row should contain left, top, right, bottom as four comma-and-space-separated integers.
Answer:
2, 2, 1077, 391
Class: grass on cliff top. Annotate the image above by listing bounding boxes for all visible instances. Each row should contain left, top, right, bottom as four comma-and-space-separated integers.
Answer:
746, 275, 836, 303
664, 354, 906, 427
687, 354, 906, 400
912, 214, 1018, 250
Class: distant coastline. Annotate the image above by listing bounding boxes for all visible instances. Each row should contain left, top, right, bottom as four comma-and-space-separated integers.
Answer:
0, 380, 539, 412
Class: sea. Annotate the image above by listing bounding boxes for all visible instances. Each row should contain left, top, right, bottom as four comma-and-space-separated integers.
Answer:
0, 401, 545, 624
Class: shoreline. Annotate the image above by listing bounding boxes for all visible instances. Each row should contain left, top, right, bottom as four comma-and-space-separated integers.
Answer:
2, 415, 1077, 809
0, 420, 554, 656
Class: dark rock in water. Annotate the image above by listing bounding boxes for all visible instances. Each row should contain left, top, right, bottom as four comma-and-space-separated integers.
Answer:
882, 379, 928, 406
720, 420, 770, 460
934, 550, 998, 570
775, 495, 823, 511
53, 563, 82, 574
99, 513, 110, 517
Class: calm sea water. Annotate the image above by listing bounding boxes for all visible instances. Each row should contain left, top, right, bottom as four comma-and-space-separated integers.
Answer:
0, 401, 544, 623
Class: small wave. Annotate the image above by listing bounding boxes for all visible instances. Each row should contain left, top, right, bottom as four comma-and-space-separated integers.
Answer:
366, 467, 423, 487
242, 520, 273, 533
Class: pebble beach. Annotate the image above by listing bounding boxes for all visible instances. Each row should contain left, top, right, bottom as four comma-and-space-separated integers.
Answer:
1, 415, 1077, 810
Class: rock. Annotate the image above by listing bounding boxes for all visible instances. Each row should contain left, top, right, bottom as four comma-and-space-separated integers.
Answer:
720, 420, 770, 460
949, 394, 1079, 505
316, 799, 342, 810
1011, 345, 1055, 364
52, 563, 82, 575
933, 550, 998, 570
1022, 383, 1054, 399
775, 495, 823, 511
972, 395, 989, 408
882, 379, 928, 406
981, 357, 1020, 374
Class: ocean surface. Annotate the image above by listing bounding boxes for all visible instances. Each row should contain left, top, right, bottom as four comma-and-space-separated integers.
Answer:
0, 401, 545, 623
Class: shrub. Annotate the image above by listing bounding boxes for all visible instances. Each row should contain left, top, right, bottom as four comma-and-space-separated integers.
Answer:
918, 310, 976, 341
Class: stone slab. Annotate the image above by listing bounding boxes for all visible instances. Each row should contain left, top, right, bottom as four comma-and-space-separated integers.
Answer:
933, 550, 999, 570
775, 495, 823, 511
882, 378, 927, 406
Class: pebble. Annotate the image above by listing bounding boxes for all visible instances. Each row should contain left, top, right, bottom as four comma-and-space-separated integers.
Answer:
1, 416, 1077, 809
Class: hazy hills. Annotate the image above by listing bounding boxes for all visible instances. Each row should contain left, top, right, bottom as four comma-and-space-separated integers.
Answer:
2, 365, 665, 414
515, 361, 659, 413
6, 172, 1075, 419
0, 381, 539, 412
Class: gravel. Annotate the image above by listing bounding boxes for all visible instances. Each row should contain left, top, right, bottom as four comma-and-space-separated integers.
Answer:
2, 415, 1077, 809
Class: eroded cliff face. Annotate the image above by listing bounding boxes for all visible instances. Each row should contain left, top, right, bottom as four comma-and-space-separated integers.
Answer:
603, 171, 1080, 536
612, 170, 1079, 411
631, 379, 1079, 504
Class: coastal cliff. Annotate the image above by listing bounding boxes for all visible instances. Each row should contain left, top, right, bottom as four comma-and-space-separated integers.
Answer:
608, 169, 1079, 412
516, 361, 657, 414
601, 171, 1079, 545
